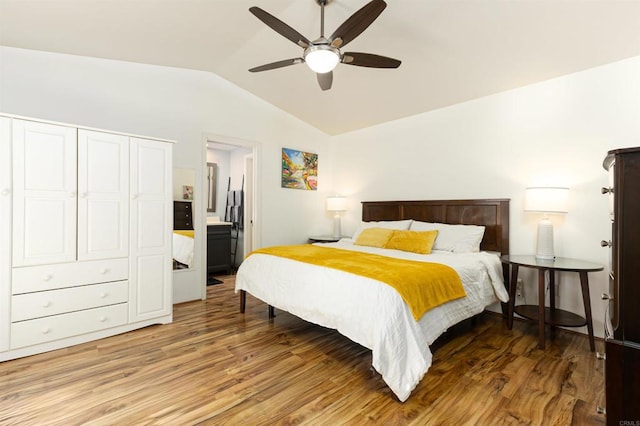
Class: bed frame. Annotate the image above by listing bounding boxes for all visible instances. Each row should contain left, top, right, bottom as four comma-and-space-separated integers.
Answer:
239, 198, 510, 319
362, 198, 510, 255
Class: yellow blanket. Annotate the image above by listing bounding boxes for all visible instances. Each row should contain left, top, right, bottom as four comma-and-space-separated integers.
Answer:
173, 230, 194, 238
249, 245, 466, 321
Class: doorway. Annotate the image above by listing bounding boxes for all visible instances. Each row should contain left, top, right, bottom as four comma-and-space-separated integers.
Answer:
201, 133, 260, 300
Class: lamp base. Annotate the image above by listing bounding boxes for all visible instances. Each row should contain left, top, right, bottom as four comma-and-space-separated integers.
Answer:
332, 213, 342, 239
536, 217, 555, 261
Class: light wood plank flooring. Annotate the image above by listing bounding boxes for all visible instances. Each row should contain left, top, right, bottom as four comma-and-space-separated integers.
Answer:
1, 276, 605, 425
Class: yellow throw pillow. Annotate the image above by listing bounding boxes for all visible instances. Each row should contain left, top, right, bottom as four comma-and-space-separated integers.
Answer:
386, 230, 439, 254
354, 227, 395, 248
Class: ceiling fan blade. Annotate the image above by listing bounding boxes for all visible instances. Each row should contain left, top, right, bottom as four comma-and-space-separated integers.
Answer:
342, 52, 401, 68
317, 72, 333, 91
249, 58, 304, 72
329, 0, 386, 48
249, 7, 310, 48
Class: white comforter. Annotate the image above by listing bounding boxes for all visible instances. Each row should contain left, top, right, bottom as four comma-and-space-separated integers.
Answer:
172, 232, 194, 267
234, 239, 509, 402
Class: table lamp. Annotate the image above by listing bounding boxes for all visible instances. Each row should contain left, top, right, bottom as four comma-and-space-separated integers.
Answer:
525, 187, 569, 260
326, 196, 347, 238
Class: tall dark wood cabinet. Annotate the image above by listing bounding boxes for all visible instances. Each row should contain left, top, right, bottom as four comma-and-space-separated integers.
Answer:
602, 147, 640, 424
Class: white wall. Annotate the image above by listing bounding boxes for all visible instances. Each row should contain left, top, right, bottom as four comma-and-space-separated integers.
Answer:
329, 56, 640, 339
0, 46, 331, 303
173, 168, 195, 202
229, 148, 252, 193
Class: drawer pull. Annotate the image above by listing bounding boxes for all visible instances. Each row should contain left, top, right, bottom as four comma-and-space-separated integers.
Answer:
99, 268, 109, 275
41, 274, 53, 281
99, 316, 107, 322
601, 293, 613, 301
99, 292, 108, 299
596, 406, 606, 415
42, 327, 51, 334
601, 187, 613, 194
600, 240, 611, 247
596, 352, 606, 360
42, 301, 52, 308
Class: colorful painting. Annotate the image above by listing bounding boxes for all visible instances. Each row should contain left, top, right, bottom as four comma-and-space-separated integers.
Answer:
282, 148, 318, 190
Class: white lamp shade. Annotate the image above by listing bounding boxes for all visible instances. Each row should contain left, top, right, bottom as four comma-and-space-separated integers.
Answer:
326, 196, 347, 212
525, 187, 569, 214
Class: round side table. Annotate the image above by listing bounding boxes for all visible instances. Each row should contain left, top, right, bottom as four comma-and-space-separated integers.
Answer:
501, 255, 603, 351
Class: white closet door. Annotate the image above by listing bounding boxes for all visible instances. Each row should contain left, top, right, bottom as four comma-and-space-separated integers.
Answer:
77, 130, 129, 260
0, 116, 11, 351
12, 120, 77, 266
129, 137, 172, 322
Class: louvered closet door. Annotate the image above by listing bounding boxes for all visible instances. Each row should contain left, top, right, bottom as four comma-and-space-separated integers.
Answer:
129, 137, 172, 322
12, 120, 77, 266
0, 116, 11, 352
77, 130, 129, 260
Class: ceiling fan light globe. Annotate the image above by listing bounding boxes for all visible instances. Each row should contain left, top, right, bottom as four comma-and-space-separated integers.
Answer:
304, 45, 340, 73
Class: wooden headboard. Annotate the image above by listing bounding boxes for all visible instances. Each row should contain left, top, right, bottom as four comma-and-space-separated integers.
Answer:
362, 199, 510, 255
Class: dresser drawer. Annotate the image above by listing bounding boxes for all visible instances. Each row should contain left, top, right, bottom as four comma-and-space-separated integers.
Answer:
12, 258, 128, 294
10, 303, 128, 349
12, 280, 128, 322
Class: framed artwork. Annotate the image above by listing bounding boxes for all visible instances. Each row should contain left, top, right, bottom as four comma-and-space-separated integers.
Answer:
183, 185, 194, 200
282, 148, 318, 190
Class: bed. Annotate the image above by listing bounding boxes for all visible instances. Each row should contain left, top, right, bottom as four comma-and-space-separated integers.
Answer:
235, 199, 510, 402
173, 230, 194, 269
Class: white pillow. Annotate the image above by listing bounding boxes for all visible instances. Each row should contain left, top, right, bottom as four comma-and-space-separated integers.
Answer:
409, 221, 485, 253
351, 220, 412, 241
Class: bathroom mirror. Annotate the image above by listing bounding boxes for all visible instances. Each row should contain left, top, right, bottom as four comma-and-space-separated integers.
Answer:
207, 162, 217, 212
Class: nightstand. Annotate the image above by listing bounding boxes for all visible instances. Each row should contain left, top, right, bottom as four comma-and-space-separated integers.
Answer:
501, 255, 603, 351
308, 236, 342, 243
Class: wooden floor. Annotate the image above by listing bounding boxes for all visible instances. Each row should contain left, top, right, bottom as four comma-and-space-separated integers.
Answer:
1, 276, 605, 425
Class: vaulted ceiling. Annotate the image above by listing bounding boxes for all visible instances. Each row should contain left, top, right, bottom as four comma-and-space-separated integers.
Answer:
1, 0, 640, 135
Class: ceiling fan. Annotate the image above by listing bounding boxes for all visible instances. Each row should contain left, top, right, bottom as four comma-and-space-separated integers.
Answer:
248, 0, 401, 91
